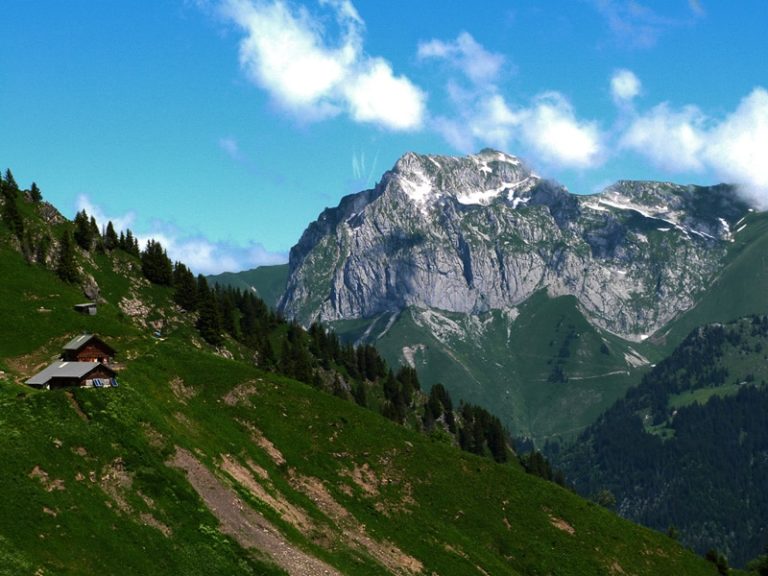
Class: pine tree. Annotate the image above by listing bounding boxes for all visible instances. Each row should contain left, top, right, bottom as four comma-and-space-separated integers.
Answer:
104, 221, 119, 250
89, 216, 103, 252
73, 210, 93, 250
56, 230, 79, 283
141, 239, 173, 285
196, 275, 222, 346
3, 169, 18, 193
172, 262, 198, 311
1, 186, 24, 239
29, 182, 42, 202
36, 233, 51, 265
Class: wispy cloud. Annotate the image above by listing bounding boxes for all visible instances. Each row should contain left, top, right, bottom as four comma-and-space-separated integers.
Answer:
218, 136, 244, 162
418, 31, 506, 86
592, 0, 679, 49
620, 87, 768, 206
351, 148, 379, 188
688, 0, 706, 18
219, 0, 426, 131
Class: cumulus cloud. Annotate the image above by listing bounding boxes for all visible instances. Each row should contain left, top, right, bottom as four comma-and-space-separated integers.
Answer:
420, 32, 603, 170
611, 69, 642, 104
220, 0, 425, 130
519, 93, 603, 168
417, 31, 505, 85
137, 230, 287, 275
620, 88, 768, 205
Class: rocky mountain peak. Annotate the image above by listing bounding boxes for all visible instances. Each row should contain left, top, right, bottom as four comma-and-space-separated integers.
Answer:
279, 150, 751, 339
385, 149, 539, 211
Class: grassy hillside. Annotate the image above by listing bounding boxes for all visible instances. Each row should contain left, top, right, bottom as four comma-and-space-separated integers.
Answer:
208, 264, 289, 309
334, 292, 646, 444
640, 211, 768, 359
0, 183, 717, 574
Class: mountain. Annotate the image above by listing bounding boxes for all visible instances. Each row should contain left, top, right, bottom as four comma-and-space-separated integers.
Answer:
556, 316, 768, 567
208, 264, 289, 309
277, 149, 766, 440
0, 173, 718, 574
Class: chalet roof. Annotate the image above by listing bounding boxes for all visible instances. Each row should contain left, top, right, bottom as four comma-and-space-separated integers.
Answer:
62, 334, 115, 355
25, 361, 116, 386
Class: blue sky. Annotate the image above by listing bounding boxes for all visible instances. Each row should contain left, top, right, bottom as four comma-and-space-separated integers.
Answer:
1, 0, 766, 273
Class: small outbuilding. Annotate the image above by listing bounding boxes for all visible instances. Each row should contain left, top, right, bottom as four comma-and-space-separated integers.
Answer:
61, 334, 116, 364
74, 303, 98, 316
25, 362, 118, 390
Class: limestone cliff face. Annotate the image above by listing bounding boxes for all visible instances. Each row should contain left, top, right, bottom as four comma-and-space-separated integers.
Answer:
279, 149, 748, 340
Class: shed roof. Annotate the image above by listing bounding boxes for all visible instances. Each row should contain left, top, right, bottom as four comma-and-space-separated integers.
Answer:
25, 362, 116, 386
62, 334, 115, 354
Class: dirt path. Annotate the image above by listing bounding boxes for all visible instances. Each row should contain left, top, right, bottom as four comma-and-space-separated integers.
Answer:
168, 447, 343, 576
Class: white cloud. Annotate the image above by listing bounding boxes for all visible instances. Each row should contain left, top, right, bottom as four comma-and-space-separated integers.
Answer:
418, 31, 505, 85
420, 32, 604, 170
620, 103, 706, 171
520, 93, 604, 169
76, 194, 135, 233
343, 58, 425, 130
621, 87, 768, 205
705, 88, 768, 203
220, 0, 425, 130
76, 195, 285, 274
137, 230, 287, 275
611, 69, 642, 103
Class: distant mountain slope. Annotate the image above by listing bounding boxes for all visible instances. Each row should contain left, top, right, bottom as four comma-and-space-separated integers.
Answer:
208, 263, 289, 308
0, 179, 715, 575
557, 316, 768, 566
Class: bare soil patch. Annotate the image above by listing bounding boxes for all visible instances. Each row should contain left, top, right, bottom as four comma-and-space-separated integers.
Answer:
290, 472, 423, 575
549, 515, 575, 535
169, 447, 342, 576
222, 381, 259, 407
169, 377, 196, 403
28, 466, 65, 492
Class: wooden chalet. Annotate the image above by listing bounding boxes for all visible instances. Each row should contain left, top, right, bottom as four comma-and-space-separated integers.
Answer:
26, 362, 117, 390
25, 334, 119, 390
61, 334, 116, 364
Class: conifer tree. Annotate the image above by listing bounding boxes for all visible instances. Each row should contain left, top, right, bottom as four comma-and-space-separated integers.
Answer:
1, 186, 24, 239
36, 233, 51, 265
73, 210, 93, 250
172, 262, 198, 311
104, 221, 119, 250
196, 275, 223, 345
29, 182, 42, 202
3, 169, 18, 192
141, 239, 173, 285
56, 230, 79, 283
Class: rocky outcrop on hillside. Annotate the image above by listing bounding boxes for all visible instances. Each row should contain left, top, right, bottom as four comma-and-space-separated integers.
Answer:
279, 149, 748, 340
